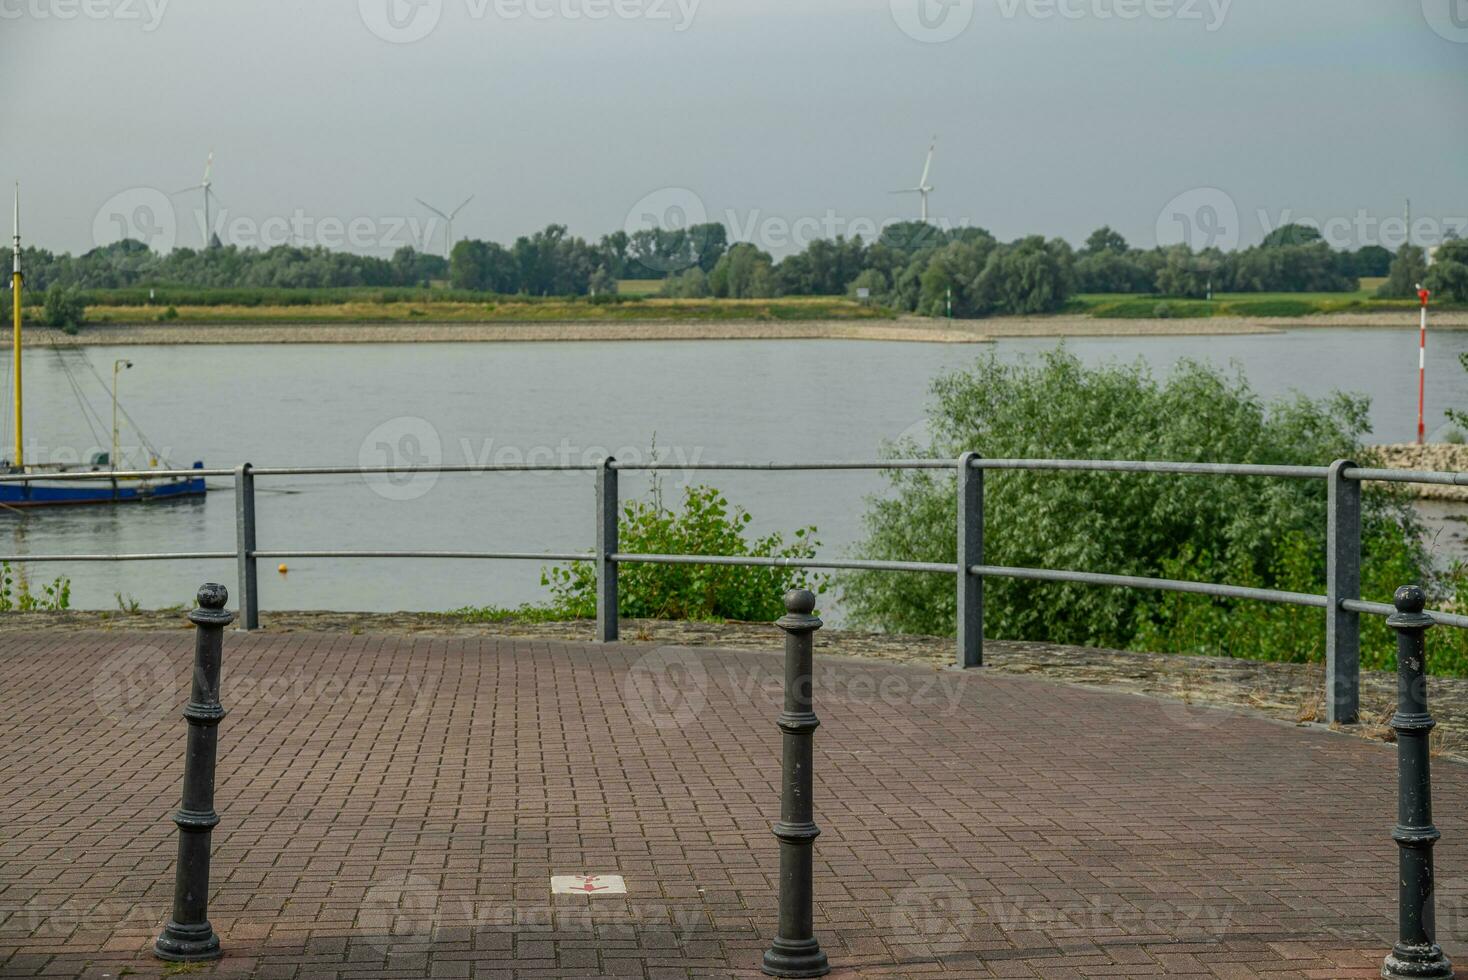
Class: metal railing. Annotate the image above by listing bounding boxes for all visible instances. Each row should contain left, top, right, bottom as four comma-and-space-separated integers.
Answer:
2, 454, 1465, 725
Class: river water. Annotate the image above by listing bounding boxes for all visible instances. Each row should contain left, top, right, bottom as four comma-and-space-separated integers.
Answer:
2, 328, 1465, 616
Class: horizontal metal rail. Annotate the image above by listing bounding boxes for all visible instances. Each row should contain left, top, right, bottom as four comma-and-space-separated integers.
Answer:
0, 458, 1463, 486
610, 459, 957, 471
0, 551, 234, 562
1342, 598, 1468, 630
971, 564, 1328, 607
0, 468, 232, 483
252, 549, 591, 562
611, 553, 959, 574
1341, 467, 1468, 488
971, 459, 1331, 479
248, 464, 601, 476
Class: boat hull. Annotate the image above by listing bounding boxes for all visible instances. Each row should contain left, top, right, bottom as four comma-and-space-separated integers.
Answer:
0, 475, 207, 508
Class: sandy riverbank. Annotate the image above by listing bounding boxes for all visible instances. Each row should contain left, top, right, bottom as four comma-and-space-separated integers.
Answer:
25, 310, 1466, 345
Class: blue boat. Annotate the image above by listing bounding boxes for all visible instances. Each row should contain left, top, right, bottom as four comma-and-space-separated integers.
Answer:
0, 461, 207, 508
2, 186, 207, 510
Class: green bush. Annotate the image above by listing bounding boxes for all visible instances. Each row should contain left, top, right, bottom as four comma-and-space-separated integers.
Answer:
41, 284, 85, 330
542, 480, 826, 622
0, 563, 71, 611
842, 349, 1452, 673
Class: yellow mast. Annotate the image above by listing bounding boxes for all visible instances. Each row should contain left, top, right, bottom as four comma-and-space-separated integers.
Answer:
11, 183, 22, 470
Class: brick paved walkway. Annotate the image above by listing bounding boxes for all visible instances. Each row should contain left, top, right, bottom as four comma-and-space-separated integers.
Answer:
1, 630, 1464, 979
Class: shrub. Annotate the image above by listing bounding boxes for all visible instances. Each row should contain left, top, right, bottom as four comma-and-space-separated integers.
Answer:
842, 349, 1446, 672
542, 479, 826, 622
41, 284, 85, 330
0, 563, 72, 611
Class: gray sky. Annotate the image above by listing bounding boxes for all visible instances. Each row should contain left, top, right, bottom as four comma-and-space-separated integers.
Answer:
3, 0, 1465, 256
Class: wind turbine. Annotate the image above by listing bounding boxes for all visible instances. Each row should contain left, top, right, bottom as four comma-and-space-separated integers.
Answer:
890, 136, 937, 223
415, 195, 474, 258
174, 151, 222, 248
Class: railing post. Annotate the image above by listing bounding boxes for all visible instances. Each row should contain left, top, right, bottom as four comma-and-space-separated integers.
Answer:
595, 456, 618, 643
762, 589, 829, 978
234, 463, 259, 631
1326, 459, 1360, 724
956, 452, 983, 669
154, 583, 234, 962
1382, 585, 1454, 980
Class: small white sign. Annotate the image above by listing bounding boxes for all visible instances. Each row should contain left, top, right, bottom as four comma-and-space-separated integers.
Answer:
856, 287, 871, 299
551, 874, 627, 895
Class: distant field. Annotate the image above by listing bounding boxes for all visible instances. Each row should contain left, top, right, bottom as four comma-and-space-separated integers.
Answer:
82, 296, 891, 324
1073, 286, 1426, 319
616, 279, 665, 296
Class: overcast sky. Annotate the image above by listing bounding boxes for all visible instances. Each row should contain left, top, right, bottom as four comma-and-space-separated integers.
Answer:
3, 0, 1465, 257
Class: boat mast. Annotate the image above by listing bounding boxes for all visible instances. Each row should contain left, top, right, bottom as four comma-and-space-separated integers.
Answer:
11, 183, 21, 471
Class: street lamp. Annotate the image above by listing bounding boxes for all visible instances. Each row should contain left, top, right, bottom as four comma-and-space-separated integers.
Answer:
112, 359, 132, 470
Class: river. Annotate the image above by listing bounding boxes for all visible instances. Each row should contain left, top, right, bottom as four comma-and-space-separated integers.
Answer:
1, 327, 1465, 616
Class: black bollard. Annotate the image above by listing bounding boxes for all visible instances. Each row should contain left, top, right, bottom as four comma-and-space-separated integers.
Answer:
154, 583, 234, 962
1382, 585, 1454, 980
762, 589, 830, 978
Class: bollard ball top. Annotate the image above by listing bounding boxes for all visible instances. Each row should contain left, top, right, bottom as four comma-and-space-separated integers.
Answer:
784, 589, 817, 615
1393, 584, 1426, 615
197, 582, 229, 610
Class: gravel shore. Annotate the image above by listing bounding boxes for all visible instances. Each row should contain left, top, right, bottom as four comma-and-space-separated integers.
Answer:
27, 310, 1465, 346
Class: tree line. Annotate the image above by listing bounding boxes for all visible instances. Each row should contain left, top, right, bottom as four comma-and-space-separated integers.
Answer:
18, 220, 1468, 317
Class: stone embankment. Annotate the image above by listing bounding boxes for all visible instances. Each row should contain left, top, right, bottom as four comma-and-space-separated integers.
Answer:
1369, 443, 1468, 500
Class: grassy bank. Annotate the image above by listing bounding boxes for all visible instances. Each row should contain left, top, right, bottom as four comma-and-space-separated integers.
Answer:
78, 295, 891, 324
1071, 281, 1442, 319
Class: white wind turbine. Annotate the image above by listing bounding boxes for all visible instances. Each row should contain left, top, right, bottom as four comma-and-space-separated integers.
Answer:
173, 151, 223, 248
415, 195, 474, 258
891, 136, 937, 223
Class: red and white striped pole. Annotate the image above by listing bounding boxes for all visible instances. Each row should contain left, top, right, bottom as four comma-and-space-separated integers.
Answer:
1417, 285, 1430, 445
